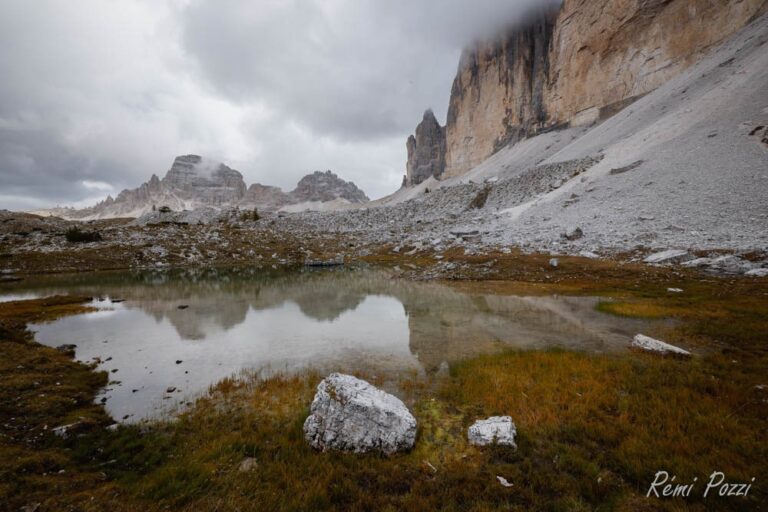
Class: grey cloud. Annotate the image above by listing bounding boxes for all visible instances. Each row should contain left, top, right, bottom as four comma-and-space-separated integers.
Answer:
181, 0, 556, 140
1, 0, 557, 208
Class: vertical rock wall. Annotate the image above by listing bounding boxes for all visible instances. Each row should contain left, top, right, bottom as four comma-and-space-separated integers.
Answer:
405, 110, 447, 186
440, 0, 768, 178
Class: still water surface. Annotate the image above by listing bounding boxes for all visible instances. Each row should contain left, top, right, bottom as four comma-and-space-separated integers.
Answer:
0, 267, 650, 422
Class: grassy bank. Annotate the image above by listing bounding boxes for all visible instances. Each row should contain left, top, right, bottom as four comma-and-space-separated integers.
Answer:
0, 267, 766, 510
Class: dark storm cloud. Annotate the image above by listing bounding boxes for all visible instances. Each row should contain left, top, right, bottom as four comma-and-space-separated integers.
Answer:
0, 0, 558, 208
181, 0, 557, 140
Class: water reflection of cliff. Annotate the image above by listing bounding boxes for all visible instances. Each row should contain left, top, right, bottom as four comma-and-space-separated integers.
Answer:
6, 268, 649, 369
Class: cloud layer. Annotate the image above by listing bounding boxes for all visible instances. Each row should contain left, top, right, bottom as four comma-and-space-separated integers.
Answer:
0, 0, 554, 209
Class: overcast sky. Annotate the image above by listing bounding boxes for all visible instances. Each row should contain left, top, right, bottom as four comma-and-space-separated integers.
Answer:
0, 0, 551, 209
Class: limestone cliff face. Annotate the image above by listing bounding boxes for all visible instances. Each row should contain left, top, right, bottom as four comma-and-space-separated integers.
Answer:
405, 110, 446, 186
443, 0, 768, 178
160, 155, 247, 205
445, 11, 556, 178
241, 184, 293, 211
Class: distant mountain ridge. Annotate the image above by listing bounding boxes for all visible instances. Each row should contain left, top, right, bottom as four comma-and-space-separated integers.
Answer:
37, 155, 369, 220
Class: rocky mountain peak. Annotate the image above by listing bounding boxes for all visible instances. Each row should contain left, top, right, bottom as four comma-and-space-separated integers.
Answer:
404, 109, 446, 187
161, 155, 246, 199
291, 170, 369, 203
43, 157, 370, 220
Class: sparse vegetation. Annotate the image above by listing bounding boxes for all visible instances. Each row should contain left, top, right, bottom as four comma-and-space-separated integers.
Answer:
469, 185, 492, 209
64, 227, 103, 243
240, 208, 260, 222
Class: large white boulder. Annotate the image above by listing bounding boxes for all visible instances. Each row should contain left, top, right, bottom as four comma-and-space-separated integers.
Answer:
303, 373, 417, 455
468, 416, 517, 448
632, 334, 691, 356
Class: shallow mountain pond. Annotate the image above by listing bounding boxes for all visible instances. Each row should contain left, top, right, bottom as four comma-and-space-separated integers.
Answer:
1, 267, 654, 423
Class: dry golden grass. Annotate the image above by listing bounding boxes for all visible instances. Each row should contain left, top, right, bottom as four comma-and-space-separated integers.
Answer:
0, 296, 116, 511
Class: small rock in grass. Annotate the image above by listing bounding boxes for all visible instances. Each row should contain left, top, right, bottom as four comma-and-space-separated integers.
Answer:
468, 416, 517, 448
667, 288, 683, 293
632, 334, 690, 356
238, 457, 258, 473
549, 258, 559, 268
497, 476, 514, 487
52, 423, 80, 439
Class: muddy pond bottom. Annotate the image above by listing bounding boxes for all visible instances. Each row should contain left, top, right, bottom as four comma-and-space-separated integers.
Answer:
1, 267, 652, 423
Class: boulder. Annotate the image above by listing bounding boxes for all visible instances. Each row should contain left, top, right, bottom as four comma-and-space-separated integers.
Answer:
632, 334, 691, 356
303, 373, 417, 455
643, 249, 690, 264
708, 255, 754, 275
681, 257, 714, 268
561, 227, 584, 241
468, 416, 517, 448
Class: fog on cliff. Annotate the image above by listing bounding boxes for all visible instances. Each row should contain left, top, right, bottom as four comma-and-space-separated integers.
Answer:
0, 0, 559, 209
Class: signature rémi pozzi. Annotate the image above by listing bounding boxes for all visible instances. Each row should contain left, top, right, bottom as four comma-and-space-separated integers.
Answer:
647, 471, 756, 499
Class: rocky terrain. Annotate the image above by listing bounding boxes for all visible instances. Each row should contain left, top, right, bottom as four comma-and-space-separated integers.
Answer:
37, 156, 368, 220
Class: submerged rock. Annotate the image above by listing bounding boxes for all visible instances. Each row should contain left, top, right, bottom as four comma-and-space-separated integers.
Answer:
55, 344, 77, 357
632, 334, 691, 356
303, 373, 417, 455
468, 416, 517, 448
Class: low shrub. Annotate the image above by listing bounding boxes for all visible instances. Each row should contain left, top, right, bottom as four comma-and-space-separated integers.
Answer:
469, 185, 492, 209
64, 227, 102, 243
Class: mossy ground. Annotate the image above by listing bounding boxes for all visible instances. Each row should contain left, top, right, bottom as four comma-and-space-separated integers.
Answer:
1, 260, 766, 511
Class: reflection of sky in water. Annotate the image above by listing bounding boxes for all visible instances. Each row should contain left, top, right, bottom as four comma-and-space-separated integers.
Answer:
0, 292, 40, 303
32, 295, 412, 423
8, 268, 654, 423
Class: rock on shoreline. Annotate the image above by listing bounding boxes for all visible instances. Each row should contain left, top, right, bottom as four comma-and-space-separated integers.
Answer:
303, 373, 417, 455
